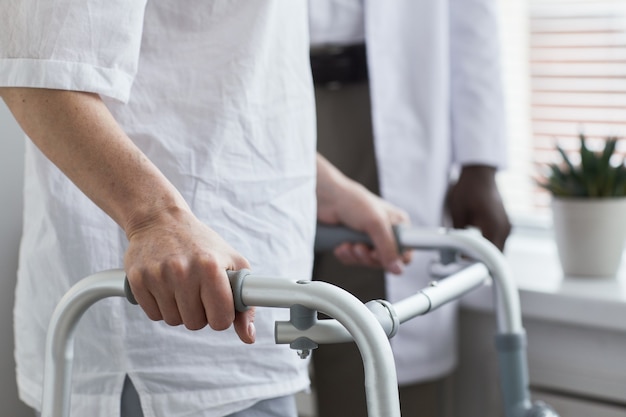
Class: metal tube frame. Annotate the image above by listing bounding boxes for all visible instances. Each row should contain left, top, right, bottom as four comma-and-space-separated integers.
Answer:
240, 277, 401, 417
42, 270, 126, 417
394, 227, 522, 333
41, 226, 556, 417
311, 225, 558, 417
275, 262, 490, 344
42, 271, 401, 417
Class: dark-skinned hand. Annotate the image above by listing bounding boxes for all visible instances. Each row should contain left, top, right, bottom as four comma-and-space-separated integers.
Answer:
446, 165, 512, 251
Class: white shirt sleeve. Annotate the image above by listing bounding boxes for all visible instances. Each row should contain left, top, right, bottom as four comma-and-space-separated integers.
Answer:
449, 0, 508, 169
0, 0, 147, 102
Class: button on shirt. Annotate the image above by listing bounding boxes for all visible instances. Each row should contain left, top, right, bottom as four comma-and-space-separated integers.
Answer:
1, 1, 316, 416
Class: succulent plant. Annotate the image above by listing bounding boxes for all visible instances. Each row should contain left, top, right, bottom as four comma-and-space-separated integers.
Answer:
539, 133, 626, 198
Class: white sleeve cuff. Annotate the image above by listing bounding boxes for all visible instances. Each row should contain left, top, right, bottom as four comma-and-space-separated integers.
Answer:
0, 58, 135, 103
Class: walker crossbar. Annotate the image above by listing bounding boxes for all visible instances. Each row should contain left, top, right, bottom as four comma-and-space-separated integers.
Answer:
316, 225, 521, 334
275, 262, 490, 344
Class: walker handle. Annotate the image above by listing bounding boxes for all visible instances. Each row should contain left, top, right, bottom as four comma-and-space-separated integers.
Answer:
122, 225, 400, 307
314, 223, 404, 253
123, 269, 251, 312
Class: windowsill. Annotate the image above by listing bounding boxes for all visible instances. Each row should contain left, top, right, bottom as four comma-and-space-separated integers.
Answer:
460, 227, 626, 333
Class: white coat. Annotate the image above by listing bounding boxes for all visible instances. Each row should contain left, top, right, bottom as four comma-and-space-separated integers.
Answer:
310, 0, 507, 384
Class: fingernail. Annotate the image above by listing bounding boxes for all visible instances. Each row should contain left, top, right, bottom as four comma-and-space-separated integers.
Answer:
335, 246, 348, 257
387, 260, 404, 275
355, 246, 367, 258
248, 322, 256, 342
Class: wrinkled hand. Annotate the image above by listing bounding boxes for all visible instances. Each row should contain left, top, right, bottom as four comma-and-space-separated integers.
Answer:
446, 165, 512, 251
316, 154, 412, 274
124, 207, 255, 343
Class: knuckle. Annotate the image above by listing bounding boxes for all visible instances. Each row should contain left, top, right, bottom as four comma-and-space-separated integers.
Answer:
163, 315, 183, 326
145, 310, 163, 322
163, 256, 190, 278
184, 318, 208, 331
196, 255, 222, 277
208, 315, 233, 331
128, 265, 163, 294
234, 254, 251, 270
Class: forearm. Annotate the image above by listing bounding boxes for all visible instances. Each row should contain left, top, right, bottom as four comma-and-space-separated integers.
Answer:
459, 164, 497, 181
0, 87, 189, 237
316, 153, 354, 224
1, 87, 255, 338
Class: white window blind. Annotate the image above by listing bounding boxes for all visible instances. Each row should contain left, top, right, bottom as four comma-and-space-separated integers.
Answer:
530, 0, 626, 210
497, 0, 626, 221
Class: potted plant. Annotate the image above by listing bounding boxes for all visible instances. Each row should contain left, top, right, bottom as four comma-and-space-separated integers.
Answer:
539, 133, 626, 277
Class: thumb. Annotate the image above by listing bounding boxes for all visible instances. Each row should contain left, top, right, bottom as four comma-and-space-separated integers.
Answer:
369, 222, 404, 274
234, 307, 256, 344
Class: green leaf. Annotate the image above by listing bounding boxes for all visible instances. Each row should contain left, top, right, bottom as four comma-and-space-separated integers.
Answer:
600, 137, 617, 167
539, 133, 626, 198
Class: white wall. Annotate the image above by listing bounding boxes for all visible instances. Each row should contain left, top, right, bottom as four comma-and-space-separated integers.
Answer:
0, 101, 33, 417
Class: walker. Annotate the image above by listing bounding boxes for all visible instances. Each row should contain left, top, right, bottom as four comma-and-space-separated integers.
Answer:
41, 225, 559, 417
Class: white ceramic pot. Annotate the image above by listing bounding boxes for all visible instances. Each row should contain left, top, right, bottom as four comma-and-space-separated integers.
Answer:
552, 197, 626, 277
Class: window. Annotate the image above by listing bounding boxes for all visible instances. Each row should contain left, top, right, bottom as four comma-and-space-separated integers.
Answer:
496, 0, 626, 225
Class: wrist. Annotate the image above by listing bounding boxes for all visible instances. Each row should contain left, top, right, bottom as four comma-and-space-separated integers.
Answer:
459, 165, 497, 183
316, 153, 355, 223
124, 197, 192, 241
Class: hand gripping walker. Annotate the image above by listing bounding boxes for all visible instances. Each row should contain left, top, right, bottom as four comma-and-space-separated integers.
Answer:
41, 225, 559, 417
